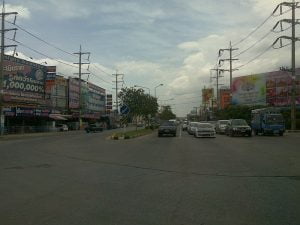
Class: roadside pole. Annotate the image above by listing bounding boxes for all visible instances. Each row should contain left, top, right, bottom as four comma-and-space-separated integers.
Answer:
0, 3, 17, 135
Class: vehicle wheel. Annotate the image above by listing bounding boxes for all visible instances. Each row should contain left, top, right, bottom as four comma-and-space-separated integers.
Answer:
230, 131, 234, 137
279, 132, 283, 136
248, 132, 252, 137
174, 134, 176, 137
158, 133, 161, 137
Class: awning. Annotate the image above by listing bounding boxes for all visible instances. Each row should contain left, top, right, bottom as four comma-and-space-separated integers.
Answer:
49, 114, 68, 121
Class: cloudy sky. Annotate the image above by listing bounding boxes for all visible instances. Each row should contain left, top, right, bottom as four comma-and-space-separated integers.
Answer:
5, 0, 300, 116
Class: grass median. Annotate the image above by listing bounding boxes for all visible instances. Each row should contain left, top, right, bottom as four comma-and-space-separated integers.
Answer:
111, 128, 156, 140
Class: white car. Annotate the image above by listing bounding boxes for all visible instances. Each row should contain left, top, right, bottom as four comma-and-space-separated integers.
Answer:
187, 122, 200, 135
194, 123, 216, 138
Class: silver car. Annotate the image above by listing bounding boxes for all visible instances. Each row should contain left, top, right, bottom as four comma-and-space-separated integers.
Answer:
187, 122, 200, 135
216, 120, 229, 134
194, 123, 216, 138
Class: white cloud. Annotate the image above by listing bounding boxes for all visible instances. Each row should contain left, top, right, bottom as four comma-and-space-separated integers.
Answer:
6, 4, 30, 19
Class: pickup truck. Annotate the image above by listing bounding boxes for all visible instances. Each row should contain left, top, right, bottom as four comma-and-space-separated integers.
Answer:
251, 108, 285, 136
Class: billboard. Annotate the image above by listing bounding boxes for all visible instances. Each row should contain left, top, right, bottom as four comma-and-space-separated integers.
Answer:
266, 70, 300, 106
106, 94, 113, 113
232, 74, 266, 106
46, 75, 68, 110
3, 55, 47, 105
220, 89, 231, 109
232, 69, 300, 107
202, 88, 213, 105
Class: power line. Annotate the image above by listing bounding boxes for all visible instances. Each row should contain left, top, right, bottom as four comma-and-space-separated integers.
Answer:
5, 20, 116, 78
234, 44, 273, 70
90, 63, 113, 77
232, 13, 273, 47
234, 30, 273, 57
5, 20, 77, 58
6, 37, 79, 69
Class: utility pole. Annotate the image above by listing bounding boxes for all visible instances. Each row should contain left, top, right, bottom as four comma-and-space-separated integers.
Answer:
272, 1, 300, 130
0, 1, 17, 135
218, 42, 239, 92
291, 0, 296, 130
210, 68, 224, 109
74, 45, 90, 130
112, 70, 124, 115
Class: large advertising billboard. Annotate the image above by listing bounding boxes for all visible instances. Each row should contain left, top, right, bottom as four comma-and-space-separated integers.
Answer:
3, 55, 47, 105
232, 74, 266, 106
232, 69, 300, 106
266, 70, 300, 106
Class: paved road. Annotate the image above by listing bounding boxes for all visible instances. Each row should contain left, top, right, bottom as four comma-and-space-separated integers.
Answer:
1, 129, 300, 225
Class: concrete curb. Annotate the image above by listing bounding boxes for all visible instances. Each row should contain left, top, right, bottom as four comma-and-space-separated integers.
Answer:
109, 130, 155, 140
286, 130, 300, 133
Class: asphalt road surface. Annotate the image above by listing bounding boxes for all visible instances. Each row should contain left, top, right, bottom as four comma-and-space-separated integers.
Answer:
1, 129, 300, 225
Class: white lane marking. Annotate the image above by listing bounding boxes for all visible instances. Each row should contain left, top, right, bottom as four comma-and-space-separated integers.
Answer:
179, 126, 182, 138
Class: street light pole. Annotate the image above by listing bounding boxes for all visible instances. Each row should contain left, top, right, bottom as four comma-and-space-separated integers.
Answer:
154, 83, 164, 98
134, 85, 150, 95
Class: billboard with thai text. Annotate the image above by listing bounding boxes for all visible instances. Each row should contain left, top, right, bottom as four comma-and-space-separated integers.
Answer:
3, 55, 47, 105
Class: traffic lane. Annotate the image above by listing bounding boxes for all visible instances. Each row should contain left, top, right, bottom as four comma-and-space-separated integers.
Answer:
2, 131, 299, 225
1, 129, 300, 225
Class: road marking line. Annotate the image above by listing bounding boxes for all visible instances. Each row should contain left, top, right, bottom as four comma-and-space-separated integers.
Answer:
179, 126, 182, 138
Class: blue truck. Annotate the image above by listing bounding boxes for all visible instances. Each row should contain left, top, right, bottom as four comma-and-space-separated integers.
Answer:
251, 108, 285, 136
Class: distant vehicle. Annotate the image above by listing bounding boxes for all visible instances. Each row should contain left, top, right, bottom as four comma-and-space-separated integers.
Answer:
57, 124, 68, 132
182, 121, 188, 131
194, 123, 216, 138
225, 119, 252, 137
216, 120, 229, 134
187, 122, 200, 135
158, 121, 177, 137
85, 124, 103, 133
251, 108, 285, 136
169, 119, 178, 125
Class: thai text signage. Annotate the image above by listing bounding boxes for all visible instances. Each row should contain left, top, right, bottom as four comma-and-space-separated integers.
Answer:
2, 55, 47, 104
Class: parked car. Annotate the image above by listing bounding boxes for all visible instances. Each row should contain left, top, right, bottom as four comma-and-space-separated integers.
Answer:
216, 120, 229, 134
85, 124, 103, 133
158, 121, 177, 137
225, 119, 252, 137
182, 121, 188, 131
57, 124, 68, 132
194, 123, 216, 138
187, 122, 200, 135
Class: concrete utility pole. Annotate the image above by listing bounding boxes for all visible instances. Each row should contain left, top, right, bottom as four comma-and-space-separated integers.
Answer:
218, 42, 239, 92
112, 70, 124, 115
74, 45, 90, 130
0, 1, 17, 135
272, 1, 300, 130
210, 68, 224, 109
291, 0, 297, 130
